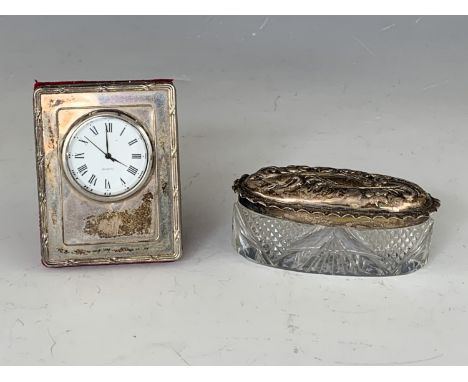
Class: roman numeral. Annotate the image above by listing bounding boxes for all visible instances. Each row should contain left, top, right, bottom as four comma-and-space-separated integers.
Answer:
78, 139, 88, 144
74, 153, 85, 159
105, 122, 112, 133
77, 164, 88, 175
88, 174, 97, 186
90, 126, 98, 135
132, 154, 142, 159
127, 166, 138, 175
128, 139, 138, 146
120, 178, 126, 185
105, 179, 111, 189
120, 127, 126, 136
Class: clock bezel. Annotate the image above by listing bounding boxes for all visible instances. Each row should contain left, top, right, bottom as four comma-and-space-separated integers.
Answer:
61, 109, 154, 203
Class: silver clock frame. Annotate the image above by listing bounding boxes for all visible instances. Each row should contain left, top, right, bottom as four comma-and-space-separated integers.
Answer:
61, 110, 154, 203
33, 80, 181, 267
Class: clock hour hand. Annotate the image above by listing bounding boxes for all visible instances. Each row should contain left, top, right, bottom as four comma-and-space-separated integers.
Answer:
108, 155, 128, 167
84, 136, 107, 157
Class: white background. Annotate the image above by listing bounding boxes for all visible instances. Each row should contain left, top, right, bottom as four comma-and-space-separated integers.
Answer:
0, 16, 466, 365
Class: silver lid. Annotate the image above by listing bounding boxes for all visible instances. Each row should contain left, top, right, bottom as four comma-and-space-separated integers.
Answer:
233, 166, 440, 228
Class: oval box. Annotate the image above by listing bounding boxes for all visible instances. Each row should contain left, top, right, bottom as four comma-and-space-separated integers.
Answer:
232, 166, 440, 276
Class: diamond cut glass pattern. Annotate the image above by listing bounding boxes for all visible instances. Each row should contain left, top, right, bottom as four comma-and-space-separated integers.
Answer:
232, 202, 434, 276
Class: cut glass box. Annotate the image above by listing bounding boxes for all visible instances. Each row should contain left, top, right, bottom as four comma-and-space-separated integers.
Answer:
232, 166, 440, 276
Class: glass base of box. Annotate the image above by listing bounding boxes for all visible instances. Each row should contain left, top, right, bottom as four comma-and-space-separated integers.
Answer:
232, 202, 434, 276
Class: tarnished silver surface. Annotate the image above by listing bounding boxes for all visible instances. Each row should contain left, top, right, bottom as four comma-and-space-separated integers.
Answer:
233, 166, 440, 229
33, 80, 181, 267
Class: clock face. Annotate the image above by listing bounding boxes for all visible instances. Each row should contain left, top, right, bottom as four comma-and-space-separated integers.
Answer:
63, 113, 152, 200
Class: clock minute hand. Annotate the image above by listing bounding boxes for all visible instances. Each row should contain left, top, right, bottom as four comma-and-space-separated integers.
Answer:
84, 136, 107, 157
105, 128, 109, 154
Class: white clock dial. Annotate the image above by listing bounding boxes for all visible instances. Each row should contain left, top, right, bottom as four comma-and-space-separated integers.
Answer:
63, 113, 152, 200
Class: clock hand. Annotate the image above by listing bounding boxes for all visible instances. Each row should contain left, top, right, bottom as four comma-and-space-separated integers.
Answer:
84, 136, 127, 167
84, 136, 108, 157
105, 128, 109, 154
108, 155, 128, 167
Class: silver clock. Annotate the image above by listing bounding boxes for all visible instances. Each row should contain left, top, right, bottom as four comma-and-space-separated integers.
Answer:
34, 80, 181, 267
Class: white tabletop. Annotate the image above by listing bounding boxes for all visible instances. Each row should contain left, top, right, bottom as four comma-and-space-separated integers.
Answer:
0, 16, 466, 365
